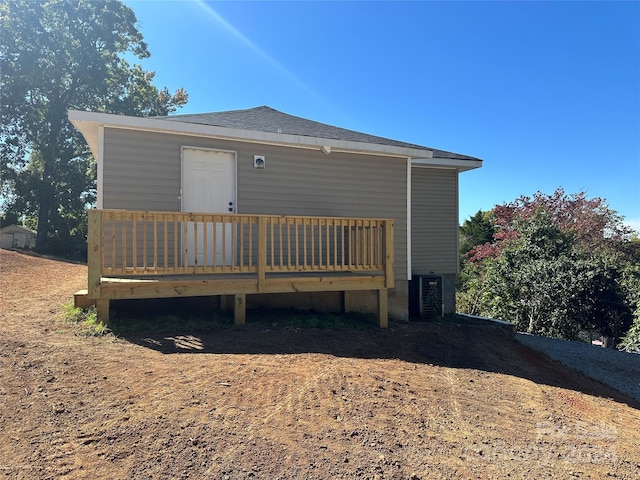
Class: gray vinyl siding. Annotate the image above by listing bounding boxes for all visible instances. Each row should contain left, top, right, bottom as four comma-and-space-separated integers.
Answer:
102, 128, 181, 211
411, 167, 459, 275
102, 127, 408, 281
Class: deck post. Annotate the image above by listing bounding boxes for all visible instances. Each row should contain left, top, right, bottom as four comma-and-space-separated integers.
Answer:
234, 294, 246, 325
257, 216, 267, 292
96, 299, 110, 325
384, 219, 394, 289
87, 209, 103, 298
377, 289, 388, 328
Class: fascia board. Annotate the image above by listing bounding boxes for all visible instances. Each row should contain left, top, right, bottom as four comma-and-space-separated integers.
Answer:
68, 110, 434, 159
412, 157, 482, 172
69, 113, 100, 158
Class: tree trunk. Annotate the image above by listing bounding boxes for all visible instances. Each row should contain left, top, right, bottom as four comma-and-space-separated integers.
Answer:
35, 107, 63, 251
35, 188, 50, 250
35, 147, 55, 251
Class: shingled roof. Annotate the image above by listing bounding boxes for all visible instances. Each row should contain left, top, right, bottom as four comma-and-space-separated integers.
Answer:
160, 106, 479, 161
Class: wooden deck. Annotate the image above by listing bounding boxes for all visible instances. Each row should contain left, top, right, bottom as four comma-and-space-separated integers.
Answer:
81, 209, 394, 327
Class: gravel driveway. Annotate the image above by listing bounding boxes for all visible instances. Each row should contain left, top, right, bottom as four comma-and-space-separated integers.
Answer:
516, 333, 640, 402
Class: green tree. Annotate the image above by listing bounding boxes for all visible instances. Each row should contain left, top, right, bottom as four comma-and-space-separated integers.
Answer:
457, 193, 636, 342
457, 210, 497, 313
617, 247, 640, 353
482, 210, 580, 337
455, 260, 485, 316
0, 0, 188, 256
465, 188, 633, 264
459, 210, 495, 258
482, 210, 633, 339
618, 314, 640, 353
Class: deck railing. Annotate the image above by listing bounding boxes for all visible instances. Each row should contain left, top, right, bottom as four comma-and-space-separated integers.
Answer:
87, 209, 394, 296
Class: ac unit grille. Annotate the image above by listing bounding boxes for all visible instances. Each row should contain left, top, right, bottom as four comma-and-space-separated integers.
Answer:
409, 275, 442, 320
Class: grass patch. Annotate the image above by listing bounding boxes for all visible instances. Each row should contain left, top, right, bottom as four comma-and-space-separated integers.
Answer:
61, 301, 111, 337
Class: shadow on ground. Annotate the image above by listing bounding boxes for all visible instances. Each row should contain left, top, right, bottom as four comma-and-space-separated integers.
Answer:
115, 311, 640, 411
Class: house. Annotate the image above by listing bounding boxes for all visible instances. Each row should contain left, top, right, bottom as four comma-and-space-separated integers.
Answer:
69, 106, 481, 325
0, 224, 36, 250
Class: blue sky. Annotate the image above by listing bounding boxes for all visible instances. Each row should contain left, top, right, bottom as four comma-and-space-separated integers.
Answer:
124, 0, 640, 230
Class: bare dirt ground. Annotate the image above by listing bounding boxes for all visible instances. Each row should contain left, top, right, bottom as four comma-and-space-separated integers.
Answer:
1, 248, 639, 480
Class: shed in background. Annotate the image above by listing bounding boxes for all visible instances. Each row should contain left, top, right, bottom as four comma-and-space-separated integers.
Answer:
1, 224, 36, 250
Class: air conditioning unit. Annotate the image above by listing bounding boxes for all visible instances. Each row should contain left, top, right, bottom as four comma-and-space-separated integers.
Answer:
409, 275, 443, 320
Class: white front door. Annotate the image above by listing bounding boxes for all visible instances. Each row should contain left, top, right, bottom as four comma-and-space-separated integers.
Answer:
181, 147, 236, 266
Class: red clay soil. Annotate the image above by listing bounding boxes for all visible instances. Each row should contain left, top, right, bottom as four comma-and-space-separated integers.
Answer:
1, 248, 639, 479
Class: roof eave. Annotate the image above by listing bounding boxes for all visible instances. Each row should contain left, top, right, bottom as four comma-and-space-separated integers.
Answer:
68, 110, 434, 159
411, 157, 482, 173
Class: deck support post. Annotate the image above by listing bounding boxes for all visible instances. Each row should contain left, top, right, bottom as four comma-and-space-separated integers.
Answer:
377, 289, 388, 328
342, 291, 353, 313
96, 299, 110, 325
234, 294, 246, 325
87, 209, 103, 298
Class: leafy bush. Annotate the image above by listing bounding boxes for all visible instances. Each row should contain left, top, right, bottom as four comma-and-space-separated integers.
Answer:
458, 205, 634, 340
618, 306, 640, 354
